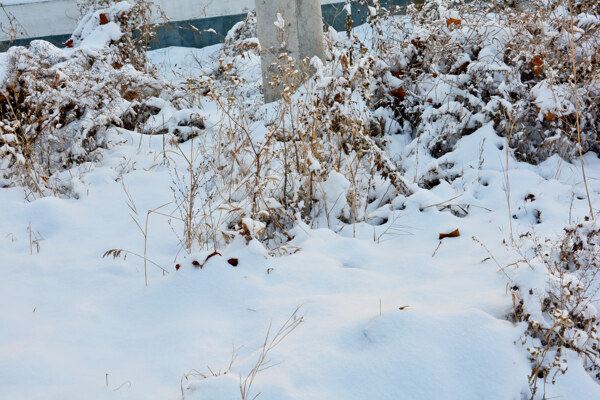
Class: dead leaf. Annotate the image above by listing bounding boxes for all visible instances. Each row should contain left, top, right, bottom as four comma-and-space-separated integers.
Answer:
439, 229, 460, 240
543, 111, 556, 121
191, 260, 201, 268
398, 305, 410, 311
205, 251, 222, 263
456, 61, 470, 74
531, 54, 544, 75
390, 87, 406, 100
227, 258, 239, 267
99, 13, 109, 25
175, 264, 181, 271
446, 18, 461, 27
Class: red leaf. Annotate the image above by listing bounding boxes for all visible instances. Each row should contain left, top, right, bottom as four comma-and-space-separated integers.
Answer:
191, 252, 222, 269
99, 13, 109, 25
446, 18, 461, 27
398, 305, 410, 310
531, 55, 544, 75
205, 251, 222, 263
439, 229, 460, 240
65, 39, 74, 48
390, 87, 406, 100
175, 264, 181, 271
227, 258, 239, 267
456, 61, 470, 74
543, 111, 556, 122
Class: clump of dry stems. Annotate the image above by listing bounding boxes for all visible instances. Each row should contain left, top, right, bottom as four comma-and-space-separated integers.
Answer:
508, 222, 600, 398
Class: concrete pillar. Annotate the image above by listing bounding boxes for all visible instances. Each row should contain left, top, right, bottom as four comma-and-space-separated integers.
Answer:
255, 0, 325, 103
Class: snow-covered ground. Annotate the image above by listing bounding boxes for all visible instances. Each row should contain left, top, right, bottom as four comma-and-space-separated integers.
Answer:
1, 2, 600, 400
0, 42, 598, 400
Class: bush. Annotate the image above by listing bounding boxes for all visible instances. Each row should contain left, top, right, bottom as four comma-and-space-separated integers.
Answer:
0, 0, 188, 197
509, 221, 600, 398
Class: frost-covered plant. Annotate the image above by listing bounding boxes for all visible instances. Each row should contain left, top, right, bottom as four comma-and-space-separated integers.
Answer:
373, 0, 600, 167
180, 9, 416, 250
221, 11, 258, 59
508, 221, 600, 398
0, 1, 185, 197
75, 0, 163, 71
0, 2, 27, 46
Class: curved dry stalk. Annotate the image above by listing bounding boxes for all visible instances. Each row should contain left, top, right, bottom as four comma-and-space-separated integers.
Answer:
567, 0, 594, 220
240, 307, 303, 400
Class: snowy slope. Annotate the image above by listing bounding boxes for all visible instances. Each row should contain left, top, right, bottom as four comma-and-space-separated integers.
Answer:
1, 41, 600, 399
1, 2, 600, 400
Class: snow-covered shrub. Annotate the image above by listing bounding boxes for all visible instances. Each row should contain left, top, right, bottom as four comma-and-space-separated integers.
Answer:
379, 0, 600, 165
509, 222, 600, 398
176, 0, 599, 249
0, 1, 191, 196
221, 11, 258, 59
75, 0, 161, 71
178, 11, 419, 250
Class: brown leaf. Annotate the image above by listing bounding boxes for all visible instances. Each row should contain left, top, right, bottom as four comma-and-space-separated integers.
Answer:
446, 18, 461, 27
543, 111, 556, 121
65, 39, 74, 48
99, 13, 109, 25
456, 61, 470, 74
439, 229, 460, 240
205, 251, 222, 263
398, 305, 410, 311
191, 252, 222, 270
175, 264, 181, 271
390, 87, 406, 100
410, 39, 424, 49
531, 55, 544, 75
227, 258, 239, 267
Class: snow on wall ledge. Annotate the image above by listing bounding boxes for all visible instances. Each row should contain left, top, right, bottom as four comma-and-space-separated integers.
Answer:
0, 0, 411, 49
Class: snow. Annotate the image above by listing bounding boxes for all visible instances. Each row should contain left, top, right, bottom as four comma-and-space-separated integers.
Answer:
1, 55, 599, 397
0, 52, 7, 84
274, 12, 285, 31
1, 2, 600, 400
1, 0, 43, 4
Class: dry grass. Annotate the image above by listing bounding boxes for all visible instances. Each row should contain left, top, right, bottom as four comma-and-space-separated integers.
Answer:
180, 307, 303, 400
509, 222, 600, 398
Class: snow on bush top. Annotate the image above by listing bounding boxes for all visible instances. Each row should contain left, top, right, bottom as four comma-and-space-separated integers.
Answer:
0, 1, 198, 196
68, 1, 131, 50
